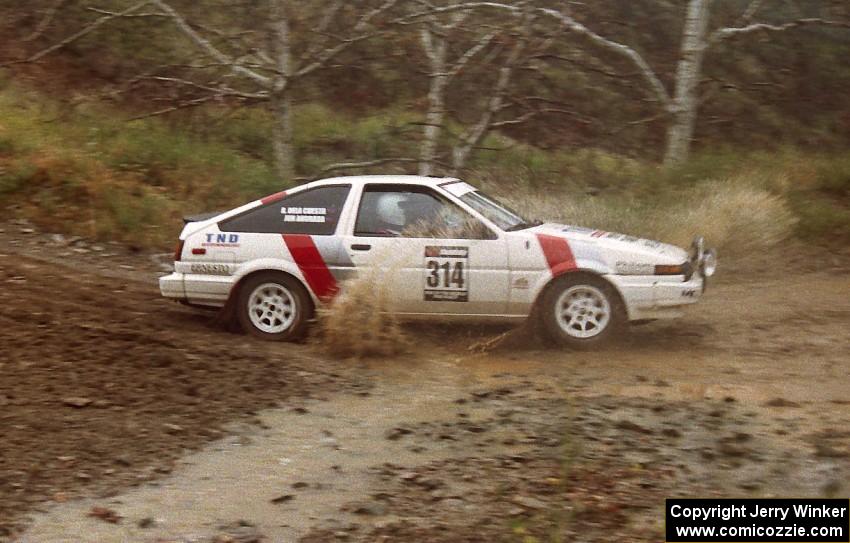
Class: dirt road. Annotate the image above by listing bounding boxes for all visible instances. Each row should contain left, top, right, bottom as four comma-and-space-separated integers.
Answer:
1, 225, 849, 542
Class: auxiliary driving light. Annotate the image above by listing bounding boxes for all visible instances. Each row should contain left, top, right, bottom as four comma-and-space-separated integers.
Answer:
701, 248, 717, 277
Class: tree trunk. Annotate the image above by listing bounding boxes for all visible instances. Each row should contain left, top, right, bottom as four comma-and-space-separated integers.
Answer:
664, 0, 712, 166
270, 0, 295, 181
420, 73, 447, 176
271, 88, 295, 181
418, 24, 448, 177
450, 81, 502, 175
451, 35, 525, 175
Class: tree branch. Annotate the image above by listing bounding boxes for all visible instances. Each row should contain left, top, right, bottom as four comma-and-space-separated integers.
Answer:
21, 1, 151, 63
86, 6, 168, 18
535, 6, 671, 106
148, 0, 272, 86
710, 17, 850, 43
139, 75, 270, 99
298, 157, 429, 182
126, 95, 218, 121
299, 0, 345, 63
401, 2, 672, 106
23, 0, 70, 42
446, 31, 496, 80
488, 110, 536, 129
295, 0, 399, 79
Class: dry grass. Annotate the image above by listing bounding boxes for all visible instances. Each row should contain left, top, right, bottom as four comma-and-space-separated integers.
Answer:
664, 180, 797, 255
316, 262, 409, 359
497, 175, 797, 259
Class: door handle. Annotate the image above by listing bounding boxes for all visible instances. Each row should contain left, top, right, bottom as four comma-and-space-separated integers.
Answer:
350, 244, 372, 251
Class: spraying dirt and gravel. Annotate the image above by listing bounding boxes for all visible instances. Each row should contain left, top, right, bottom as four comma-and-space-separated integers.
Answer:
1, 221, 849, 542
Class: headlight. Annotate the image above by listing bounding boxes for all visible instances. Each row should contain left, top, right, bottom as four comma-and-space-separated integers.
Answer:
700, 248, 717, 277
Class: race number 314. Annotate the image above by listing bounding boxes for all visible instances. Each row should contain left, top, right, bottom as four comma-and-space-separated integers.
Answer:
424, 246, 469, 302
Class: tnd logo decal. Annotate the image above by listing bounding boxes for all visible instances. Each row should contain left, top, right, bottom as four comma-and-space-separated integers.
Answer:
202, 233, 240, 247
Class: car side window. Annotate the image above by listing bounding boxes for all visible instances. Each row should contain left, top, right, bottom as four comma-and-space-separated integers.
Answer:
354, 185, 494, 239
220, 185, 351, 235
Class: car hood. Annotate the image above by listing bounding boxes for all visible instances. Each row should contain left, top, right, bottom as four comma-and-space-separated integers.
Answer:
529, 223, 689, 269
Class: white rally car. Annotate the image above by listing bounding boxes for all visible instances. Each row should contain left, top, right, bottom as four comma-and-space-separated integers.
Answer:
160, 175, 716, 348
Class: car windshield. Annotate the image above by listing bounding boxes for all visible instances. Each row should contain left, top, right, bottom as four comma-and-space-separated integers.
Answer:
443, 182, 536, 231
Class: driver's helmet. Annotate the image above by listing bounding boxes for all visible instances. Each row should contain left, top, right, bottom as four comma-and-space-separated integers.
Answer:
375, 193, 407, 227
398, 196, 440, 227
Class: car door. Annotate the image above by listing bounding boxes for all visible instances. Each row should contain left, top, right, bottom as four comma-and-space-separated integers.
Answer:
342, 183, 510, 315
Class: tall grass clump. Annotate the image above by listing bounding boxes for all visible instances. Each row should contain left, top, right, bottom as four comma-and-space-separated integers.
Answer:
317, 263, 409, 359
668, 179, 797, 254
491, 174, 797, 259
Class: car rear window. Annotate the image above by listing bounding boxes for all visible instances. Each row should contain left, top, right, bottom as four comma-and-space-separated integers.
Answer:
220, 185, 351, 235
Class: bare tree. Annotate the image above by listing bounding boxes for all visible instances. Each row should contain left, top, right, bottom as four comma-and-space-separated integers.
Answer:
448, 32, 525, 175
408, 1, 559, 175
664, 0, 849, 165
409, 0, 849, 165
448, 8, 563, 174
19, 0, 399, 180
412, 2, 497, 175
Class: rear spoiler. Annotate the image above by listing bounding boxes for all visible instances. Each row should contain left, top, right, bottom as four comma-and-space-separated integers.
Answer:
182, 211, 221, 225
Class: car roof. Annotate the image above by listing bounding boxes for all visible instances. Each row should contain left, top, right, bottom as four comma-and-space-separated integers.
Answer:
306, 175, 461, 189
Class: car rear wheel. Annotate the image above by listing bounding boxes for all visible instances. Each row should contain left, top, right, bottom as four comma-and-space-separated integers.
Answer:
540, 274, 624, 349
236, 272, 311, 341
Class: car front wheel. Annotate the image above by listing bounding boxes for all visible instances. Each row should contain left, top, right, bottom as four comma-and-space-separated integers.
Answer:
236, 272, 311, 341
540, 274, 624, 349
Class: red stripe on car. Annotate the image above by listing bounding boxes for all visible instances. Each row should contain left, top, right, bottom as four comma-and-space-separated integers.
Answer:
282, 234, 338, 301
536, 234, 577, 276
261, 191, 287, 205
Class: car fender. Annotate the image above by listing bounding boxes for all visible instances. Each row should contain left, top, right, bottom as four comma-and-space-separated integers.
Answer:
230, 258, 318, 304
529, 260, 610, 297
528, 246, 620, 310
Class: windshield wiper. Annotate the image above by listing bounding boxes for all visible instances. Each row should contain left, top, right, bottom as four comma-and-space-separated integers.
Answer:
505, 219, 543, 232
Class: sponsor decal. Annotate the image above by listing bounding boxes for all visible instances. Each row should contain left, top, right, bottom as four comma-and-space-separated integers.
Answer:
681, 289, 696, 298
560, 225, 595, 235
512, 277, 530, 290
601, 230, 663, 249
282, 206, 328, 224
615, 260, 654, 275
424, 246, 469, 302
441, 181, 476, 197
536, 234, 577, 277
282, 234, 338, 301
190, 263, 231, 275
202, 233, 240, 248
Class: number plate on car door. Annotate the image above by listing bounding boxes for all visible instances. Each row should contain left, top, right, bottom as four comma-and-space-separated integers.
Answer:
423, 246, 469, 302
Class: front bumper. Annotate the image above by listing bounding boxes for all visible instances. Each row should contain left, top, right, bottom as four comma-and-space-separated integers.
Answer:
606, 272, 705, 321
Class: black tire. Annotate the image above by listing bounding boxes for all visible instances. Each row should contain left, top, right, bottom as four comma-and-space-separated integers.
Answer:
539, 273, 625, 349
236, 272, 312, 341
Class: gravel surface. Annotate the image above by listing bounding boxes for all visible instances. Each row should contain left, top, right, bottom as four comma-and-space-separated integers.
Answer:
2, 221, 849, 542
